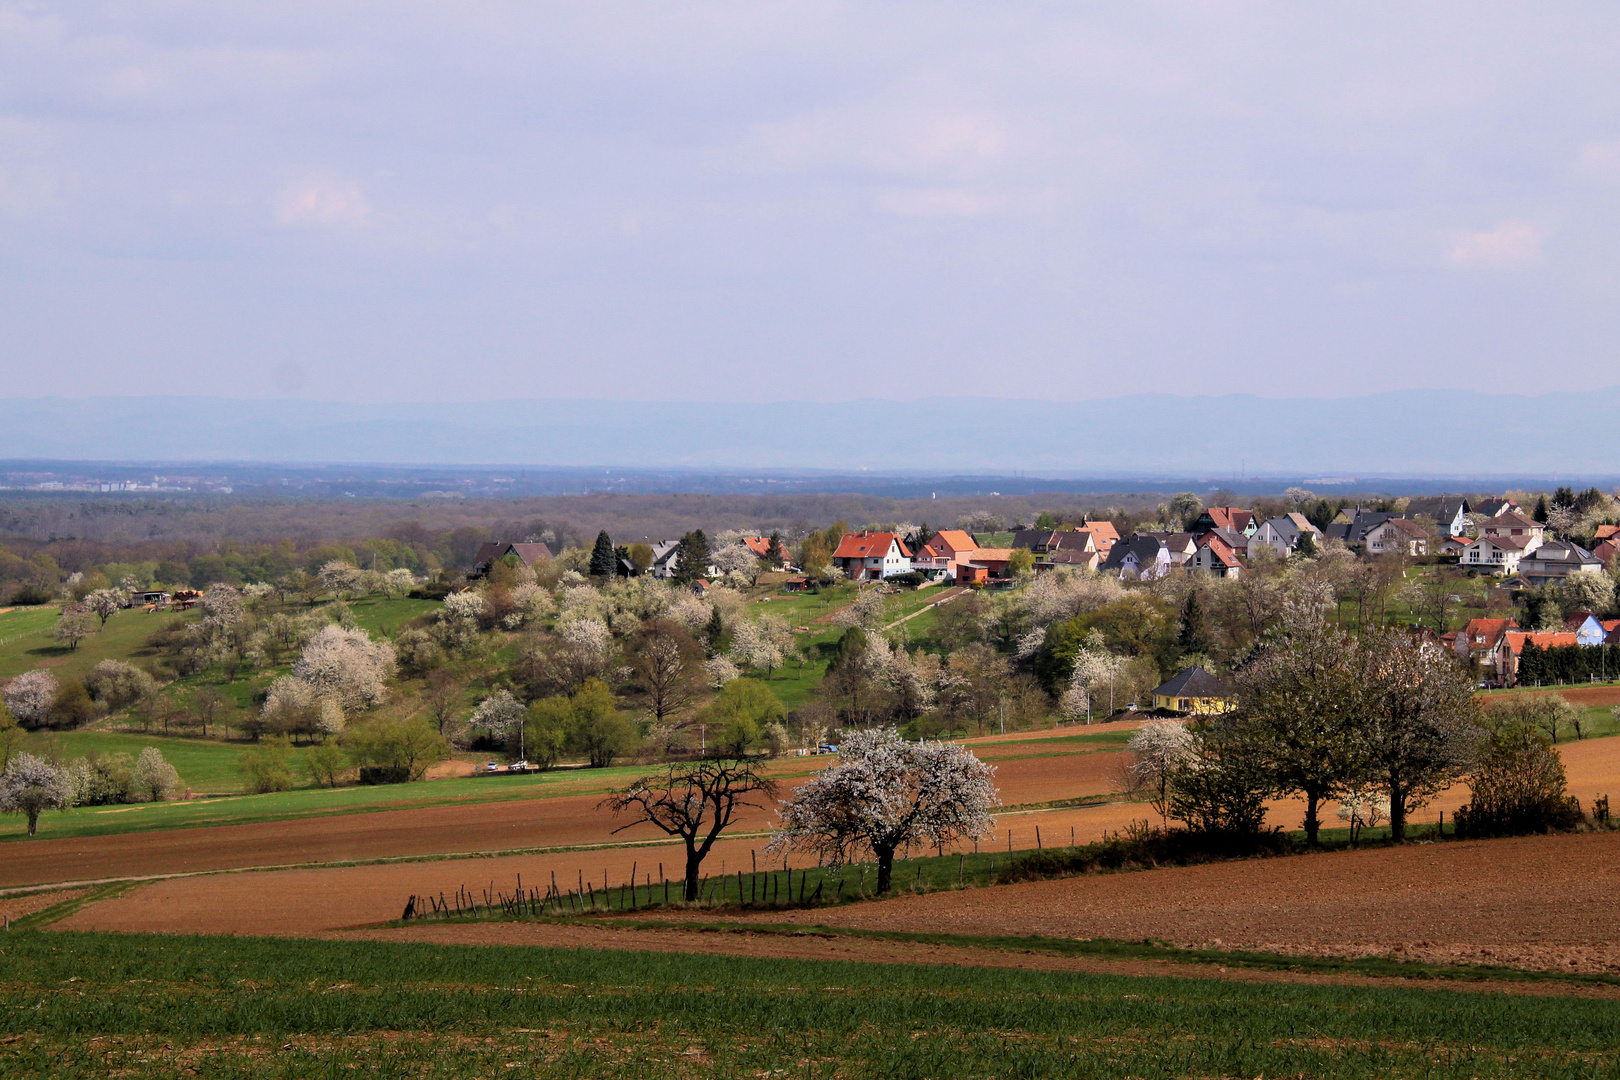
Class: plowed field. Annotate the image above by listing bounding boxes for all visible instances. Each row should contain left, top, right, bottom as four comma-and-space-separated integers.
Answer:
726, 830, 1620, 974
0, 726, 1133, 890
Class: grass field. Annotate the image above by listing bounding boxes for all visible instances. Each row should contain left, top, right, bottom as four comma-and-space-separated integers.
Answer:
17, 729, 317, 794
0, 603, 189, 681
1, 929, 1614, 1078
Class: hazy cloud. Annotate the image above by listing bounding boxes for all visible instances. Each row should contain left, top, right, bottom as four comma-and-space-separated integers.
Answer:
1, 2, 1618, 404
1449, 221, 1546, 269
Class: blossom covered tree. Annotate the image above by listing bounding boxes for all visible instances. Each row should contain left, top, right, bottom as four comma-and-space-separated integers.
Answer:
769, 727, 998, 894
83, 588, 124, 628
53, 610, 95, 651
0, 752, 74, 836
1126, 719, 1194, 827
289, 625, 396, 714
470, 689, 529, 758
3, 670, 58, 728
600, 759, 778, 901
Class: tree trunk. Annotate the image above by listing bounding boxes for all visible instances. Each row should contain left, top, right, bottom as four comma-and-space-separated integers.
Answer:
27, 809, 39, 837
683, 848, 703, 902
1302, 793, 1321, 847
1388, 776, 1406, 842
875, 846, 896, 894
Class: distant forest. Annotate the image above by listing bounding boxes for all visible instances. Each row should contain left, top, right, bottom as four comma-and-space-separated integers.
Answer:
0, 491, 1167, 593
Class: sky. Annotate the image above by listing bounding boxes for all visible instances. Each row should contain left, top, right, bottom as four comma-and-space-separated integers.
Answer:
3, 2, 1619, 404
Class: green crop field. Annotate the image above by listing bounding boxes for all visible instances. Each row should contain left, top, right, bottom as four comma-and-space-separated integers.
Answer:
0, 758, 678, 844
0, 930, 1614, 1078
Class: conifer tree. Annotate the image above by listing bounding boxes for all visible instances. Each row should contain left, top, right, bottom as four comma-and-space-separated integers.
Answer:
673, 530, 710, 585
589, 530, 617, 578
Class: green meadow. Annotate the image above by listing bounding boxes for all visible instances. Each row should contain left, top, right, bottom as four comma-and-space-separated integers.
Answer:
0, 930, 1614, 1079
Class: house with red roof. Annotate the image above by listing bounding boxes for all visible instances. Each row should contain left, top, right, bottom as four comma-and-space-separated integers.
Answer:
1452, 617, 1520, 677
1191, 507, 1258, 538
1190, 534, 1243, 578
832, 532, 913, 581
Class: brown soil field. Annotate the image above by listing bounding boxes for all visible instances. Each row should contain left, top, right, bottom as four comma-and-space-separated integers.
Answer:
1554, 685, 1620, 707
0, 888, 84, 925
49, 799, 1156, 936
0, 726, 1130, 890
721, 830, 1620, 975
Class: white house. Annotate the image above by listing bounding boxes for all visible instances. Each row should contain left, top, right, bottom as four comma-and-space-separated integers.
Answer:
831, 532, 912, 581
1248, 513, 1324, 558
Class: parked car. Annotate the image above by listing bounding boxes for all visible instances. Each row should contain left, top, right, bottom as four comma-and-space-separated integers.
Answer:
484, 761, 500, 773
510, 760, 529, 771
816, 744, 839, 755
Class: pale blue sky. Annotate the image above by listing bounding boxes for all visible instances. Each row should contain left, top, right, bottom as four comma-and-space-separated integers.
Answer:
3, 2, 1618, 403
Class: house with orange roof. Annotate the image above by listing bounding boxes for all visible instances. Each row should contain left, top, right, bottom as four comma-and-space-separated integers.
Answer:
1081, 520, 1121, 553
831, 532, 912, 581
1500, 631, 1580, 686
909, 528, 979, 580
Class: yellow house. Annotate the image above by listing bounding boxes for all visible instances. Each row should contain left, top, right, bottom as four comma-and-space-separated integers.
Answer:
1150, 666, 1235, 715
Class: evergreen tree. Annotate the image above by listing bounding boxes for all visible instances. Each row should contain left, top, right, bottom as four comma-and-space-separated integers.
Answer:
613, 545, 632, 577
589, 530, 617, 578
1533, 495, 1549, 524
765, 531, 787, 567
704, 605, 725, 653
673, 530, 711, 585
1294, 530, 1319, 558
1176, 590, 1208, 654
1553, 486, 1576, 511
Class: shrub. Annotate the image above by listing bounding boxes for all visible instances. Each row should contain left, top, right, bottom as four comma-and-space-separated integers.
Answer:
83, 660, 158, 709
1454, 724, 1583, 838
305, 740, 348, 788
7, 581, 53, 606
358, 765, 411, 785
346, 717, 449, 781
998, 826, 1290, 883
238, 737, 296, 793
48, 678, 98, 728
69, 753, 137, 806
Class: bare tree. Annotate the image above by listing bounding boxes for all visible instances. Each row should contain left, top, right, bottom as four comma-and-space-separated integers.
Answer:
600, 760, 777, 901
626, 619, 701, 723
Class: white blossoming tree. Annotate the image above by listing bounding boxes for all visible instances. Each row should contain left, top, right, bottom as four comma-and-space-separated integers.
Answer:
1126, 720, 1194, 827
290, 625, 396, 714
769, 727, 998, 894
0, 752, 74, 836
131, 747, 182, 803
318, 561, 366, 598
470, 689, 530, 758
83, 588, 124, 628
3, 670, 58, 728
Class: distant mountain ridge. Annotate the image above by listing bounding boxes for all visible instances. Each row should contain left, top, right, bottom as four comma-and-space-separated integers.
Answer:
2, 391, 1616, 476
